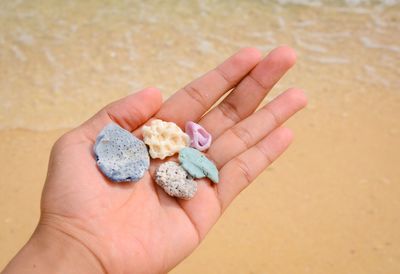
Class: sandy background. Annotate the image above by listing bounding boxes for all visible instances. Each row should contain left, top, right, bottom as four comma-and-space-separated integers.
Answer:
1, 1, 400, 273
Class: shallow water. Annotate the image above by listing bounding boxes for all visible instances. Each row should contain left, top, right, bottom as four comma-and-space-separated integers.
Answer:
0, 0, 399, 130
1, 1, 400, 273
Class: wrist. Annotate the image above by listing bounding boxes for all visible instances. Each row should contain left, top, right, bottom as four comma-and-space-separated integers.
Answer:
3, 224, 105, 274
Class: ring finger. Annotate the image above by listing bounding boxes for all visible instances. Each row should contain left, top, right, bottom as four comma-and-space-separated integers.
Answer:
207, 88, 307, 169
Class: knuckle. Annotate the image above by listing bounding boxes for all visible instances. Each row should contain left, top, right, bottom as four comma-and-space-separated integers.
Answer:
215, 66, 232, 84
183, 85, 208, 110
261, 106, 280, 127
230, 126, 253, 149
255, 143, 273, 165
248, 73, 268, 90
233, 157, 252, 184
218, 100, 241, 124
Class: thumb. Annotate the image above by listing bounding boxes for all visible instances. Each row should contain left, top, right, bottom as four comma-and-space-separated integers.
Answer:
80, 87, 163, 140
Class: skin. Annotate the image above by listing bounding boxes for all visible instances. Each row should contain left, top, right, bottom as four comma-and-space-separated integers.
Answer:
3, 46, 307, 274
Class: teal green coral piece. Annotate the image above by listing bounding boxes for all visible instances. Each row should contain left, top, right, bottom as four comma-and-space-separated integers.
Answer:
179, 147, 219, 183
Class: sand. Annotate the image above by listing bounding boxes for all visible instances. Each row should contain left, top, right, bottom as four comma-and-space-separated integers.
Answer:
1, 1, 400, 273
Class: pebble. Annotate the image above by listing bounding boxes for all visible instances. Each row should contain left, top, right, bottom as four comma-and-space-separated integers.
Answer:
155, 161, 197, 200
185, 121, 212, 151
142, 119, 190, 159
93, 123, 150, 182
179, 147, 219, 183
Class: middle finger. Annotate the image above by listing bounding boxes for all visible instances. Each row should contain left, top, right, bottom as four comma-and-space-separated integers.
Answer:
199, 46, 297, 139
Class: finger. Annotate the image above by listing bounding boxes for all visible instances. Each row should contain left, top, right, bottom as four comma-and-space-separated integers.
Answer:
155, 48, 262, 127
80, 87, 163, 140
207, 88, 307, 168
199, 46, 297, 138
217, 127, 293, 211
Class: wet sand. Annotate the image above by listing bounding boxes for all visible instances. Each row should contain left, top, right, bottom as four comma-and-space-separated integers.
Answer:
1, 1, 400, 273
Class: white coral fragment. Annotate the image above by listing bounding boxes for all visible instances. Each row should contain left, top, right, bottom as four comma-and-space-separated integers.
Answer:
142, 119, 190, 159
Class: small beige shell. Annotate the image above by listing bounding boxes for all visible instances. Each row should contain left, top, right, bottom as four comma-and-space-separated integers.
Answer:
142, 119, 190, 159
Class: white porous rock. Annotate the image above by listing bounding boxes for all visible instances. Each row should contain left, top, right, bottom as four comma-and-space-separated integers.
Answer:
142, 119, 190, 159
155, 161, 197, 200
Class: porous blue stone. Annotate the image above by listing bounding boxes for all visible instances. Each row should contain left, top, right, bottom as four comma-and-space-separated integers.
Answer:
93, 123, 150, 182
179, 147, 219, 183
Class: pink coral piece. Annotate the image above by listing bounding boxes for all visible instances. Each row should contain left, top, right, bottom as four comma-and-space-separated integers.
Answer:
185, 121, 212, 151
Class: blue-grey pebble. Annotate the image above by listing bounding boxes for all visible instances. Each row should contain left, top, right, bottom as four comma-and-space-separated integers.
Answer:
179, 147, 219, 183
93, 123, 150, 182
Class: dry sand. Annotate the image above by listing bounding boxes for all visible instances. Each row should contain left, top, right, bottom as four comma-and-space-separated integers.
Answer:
1, 1, 400, 273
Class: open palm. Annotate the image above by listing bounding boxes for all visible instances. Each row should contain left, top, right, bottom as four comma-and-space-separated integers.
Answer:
39, 47, 307, 274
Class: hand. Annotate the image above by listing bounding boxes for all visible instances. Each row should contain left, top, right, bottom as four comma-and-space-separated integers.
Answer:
4, 47, 307, 274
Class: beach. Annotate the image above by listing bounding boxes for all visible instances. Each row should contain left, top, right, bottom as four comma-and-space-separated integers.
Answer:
1, 1, 400, 273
